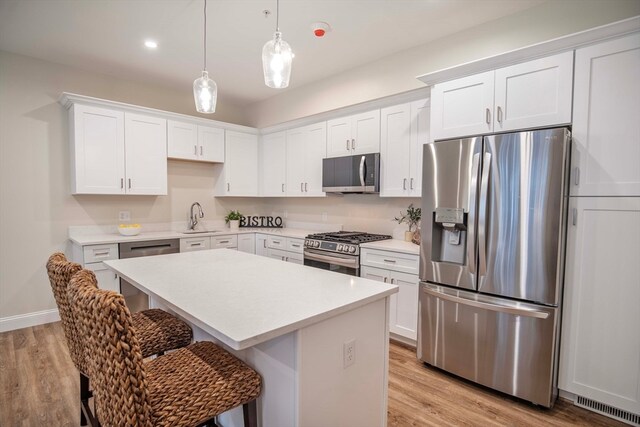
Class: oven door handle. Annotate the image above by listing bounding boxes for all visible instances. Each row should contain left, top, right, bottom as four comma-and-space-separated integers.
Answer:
304, 249, 359, 269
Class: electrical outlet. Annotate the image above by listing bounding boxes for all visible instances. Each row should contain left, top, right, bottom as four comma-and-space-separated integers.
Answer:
118, 211, 131, 222
343, 339, 355, 368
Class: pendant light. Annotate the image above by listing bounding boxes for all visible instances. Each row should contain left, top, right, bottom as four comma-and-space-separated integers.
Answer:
193, 0, 217, 113
262, 0, 293, 89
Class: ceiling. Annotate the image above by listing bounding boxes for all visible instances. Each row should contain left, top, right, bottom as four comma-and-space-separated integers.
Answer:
0, 0, 546, 106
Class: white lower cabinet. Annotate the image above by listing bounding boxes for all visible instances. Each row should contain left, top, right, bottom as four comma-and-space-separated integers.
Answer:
255, 233, 269, 256
266, 236, 304, 264
559, 197, 640, 415
72, 243, 120, 293
237, 234, 256, 254
85, 261, 120, 293
180, 236, 211, 252
211, 235, 238, 250
360, 248, 419, 342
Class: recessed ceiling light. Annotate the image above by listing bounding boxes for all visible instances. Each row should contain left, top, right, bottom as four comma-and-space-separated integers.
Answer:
144, 40, 158, 49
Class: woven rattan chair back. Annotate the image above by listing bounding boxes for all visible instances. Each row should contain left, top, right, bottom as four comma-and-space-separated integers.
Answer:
69, 270, 154, 427
46, 252, 89, 375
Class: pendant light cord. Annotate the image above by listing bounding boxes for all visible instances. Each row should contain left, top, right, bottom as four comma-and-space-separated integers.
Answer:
203, 0, 207, 71
276, 0, 279, 32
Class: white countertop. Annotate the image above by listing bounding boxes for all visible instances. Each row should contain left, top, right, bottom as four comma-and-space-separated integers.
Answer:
360, 238, 420, 255
69, 227, 314, 246
104, 250, 398, 350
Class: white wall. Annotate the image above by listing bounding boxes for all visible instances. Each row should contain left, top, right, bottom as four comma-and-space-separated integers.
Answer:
246, 0, 640, 128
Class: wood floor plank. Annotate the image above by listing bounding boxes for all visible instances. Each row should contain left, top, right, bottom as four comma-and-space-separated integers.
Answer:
0, 323, 628, 426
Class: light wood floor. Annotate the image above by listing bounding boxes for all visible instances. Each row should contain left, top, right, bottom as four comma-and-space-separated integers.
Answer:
0, 322, 625, 426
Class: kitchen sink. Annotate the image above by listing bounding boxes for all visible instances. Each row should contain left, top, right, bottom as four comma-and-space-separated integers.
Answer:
181, 230, 221, 235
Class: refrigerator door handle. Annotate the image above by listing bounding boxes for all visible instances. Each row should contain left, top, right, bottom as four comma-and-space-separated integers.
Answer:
423, 286, 550, 319
467, 153, 481, 274
478, 152, 491, 276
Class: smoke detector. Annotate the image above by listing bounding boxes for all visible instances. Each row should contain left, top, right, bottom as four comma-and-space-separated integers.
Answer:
310, 22, 331, 38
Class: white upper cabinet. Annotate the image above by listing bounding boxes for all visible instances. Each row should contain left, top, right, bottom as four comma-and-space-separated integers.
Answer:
168, 120, 224, 163
214, 131, 258, 196
431, 51, 573, 140
559, 197, 640, 415
124, 113, 168, 195
69, 104, 167, 195
326, 109, 380, 157
70, 104, 125, 194
286, 122, 326, 197
260, 131, 287, 196
380, 99, 429, 197
571, 34, 640, 197
431, 71, 494, 141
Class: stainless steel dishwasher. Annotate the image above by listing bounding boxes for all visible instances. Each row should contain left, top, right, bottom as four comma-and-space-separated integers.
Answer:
119, 239, 180, 312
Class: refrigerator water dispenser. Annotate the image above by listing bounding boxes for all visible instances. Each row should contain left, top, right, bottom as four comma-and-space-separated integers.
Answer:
431, 207, 467, 265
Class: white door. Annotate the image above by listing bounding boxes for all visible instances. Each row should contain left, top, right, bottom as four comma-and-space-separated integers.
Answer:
286, 127, 306, 196
167, 120, 198, 160
571, 34, 640, 197
559, 197, 640, 414
351, 110, 381, 155
326, 116, 352, 158
198, 125, 225, 162
71, 104, 125, 194
409, 98, 430, 197
224, 131, 258, 196
380, 103, 411, 197
303, 122, 327, 196
494, 51, 573, 132
389, 271, 419, 341
255, 234, 268, 256
237, 233, 256, 254
431, 71, 494, 140
124, 113, 167, 195
86, 263, 120, 293
261, 132, 287, 196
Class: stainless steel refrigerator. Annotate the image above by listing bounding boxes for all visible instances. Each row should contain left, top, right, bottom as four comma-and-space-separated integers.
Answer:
418, 127, 570, 408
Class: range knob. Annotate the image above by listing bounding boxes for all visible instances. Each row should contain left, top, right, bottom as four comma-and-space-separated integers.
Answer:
349, 246, 356, 254
343, 245, 351, 252
337, 244, 343, 251
314, 241, 320, 248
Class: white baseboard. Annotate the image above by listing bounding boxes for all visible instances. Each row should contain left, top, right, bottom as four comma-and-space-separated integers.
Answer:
0, 309, 60, 333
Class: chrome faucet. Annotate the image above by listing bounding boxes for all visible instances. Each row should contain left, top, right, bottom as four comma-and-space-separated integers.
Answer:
188, 202, 204, 230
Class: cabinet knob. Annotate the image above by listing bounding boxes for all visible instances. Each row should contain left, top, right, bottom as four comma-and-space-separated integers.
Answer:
497, 106, 503, 123
403, 178, 407, 190
351, 139, 355, 150
410, 178, 414, 190
486, 108, 491, 125
305, 182, 308, 192
346, 139, 350, 151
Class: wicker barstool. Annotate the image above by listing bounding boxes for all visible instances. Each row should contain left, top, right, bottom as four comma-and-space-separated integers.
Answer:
68, 269, 262, 427
46, 252, 193, 425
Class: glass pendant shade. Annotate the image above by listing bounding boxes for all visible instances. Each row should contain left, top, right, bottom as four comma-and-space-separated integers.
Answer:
262, 31, 292, 89
193, 70, 217, 113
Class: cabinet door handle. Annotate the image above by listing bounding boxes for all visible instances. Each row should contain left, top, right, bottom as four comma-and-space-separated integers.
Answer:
497, 106, 503, 123
410, 178, 414, 190
128, 178, 131, 189
301, 182, 304, 192
346, 140, 350, 151
291, 244, 300, 248
403, 178, 407, 190
391, 278, 395, 284
263, 240, 267, 248
194, 145, 198, 155
227, 183, 230, 192
574, 167, 580, 186
383, 277, 388, 283
383, 259, 397, 263
200, 146, 203, 156
572, 208, 577, 226
305, 182, 308, 192
282, 183, 285, 193
94, 251, 110, 256
121, 178, 124, 189
486, 108, 491, 124
219, 240, 229, 244
351, 139, 355, 150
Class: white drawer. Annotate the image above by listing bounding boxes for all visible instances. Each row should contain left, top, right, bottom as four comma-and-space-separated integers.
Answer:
286, 238, 304, 254
267, 236, 286, 249
180, 237, 211, 252
360, 248, 419, 275
83, 244, 118, 263
212, 235, 238, 249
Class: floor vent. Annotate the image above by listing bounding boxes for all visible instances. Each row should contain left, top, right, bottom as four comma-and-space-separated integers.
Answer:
575, 395, 640, 426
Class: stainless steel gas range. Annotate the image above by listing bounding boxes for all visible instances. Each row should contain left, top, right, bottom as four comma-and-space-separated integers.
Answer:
303, 231, 392, 276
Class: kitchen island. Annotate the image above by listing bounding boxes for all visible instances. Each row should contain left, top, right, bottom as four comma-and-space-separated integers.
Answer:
104, 249, 398, 427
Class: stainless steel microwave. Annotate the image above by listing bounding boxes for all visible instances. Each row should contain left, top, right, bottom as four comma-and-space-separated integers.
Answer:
322, 153, 380, 194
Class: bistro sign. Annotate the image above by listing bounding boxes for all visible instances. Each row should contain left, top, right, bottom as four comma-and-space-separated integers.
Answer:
240, 216, 284, 228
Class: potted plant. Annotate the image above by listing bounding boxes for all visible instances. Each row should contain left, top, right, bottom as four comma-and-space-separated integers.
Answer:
394, 204, 421, 243
225, 210, 242, 230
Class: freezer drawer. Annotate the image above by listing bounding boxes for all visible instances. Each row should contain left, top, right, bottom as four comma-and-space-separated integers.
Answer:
418, 283, 559, 407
